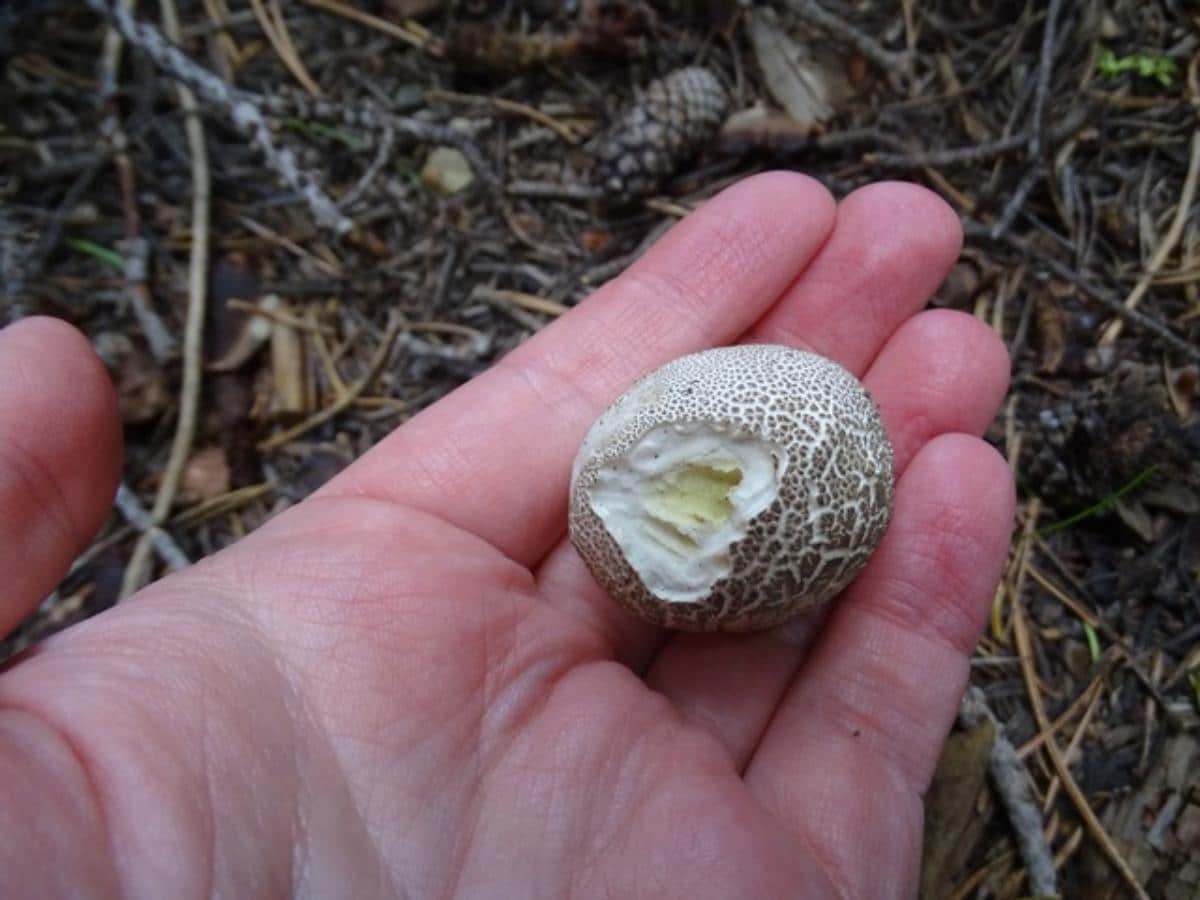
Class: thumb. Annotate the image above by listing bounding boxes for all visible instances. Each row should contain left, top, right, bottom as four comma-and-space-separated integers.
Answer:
0, 317, 122, 634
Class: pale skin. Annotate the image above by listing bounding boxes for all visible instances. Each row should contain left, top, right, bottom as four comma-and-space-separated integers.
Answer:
0, 174, 1015, 899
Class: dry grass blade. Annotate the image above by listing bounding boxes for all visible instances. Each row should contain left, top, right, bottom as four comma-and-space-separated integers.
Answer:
294, 0, 431, 52
426, 89, 583, 144
172, 482, 276, 527
248, 0, 322, 96
1041, 674, 1105, 813
1016, 671, 1107, 760
237, 216, 344, 277
473, 286, 569, 318
226, 297, 336, 334
257, 312, 403, 452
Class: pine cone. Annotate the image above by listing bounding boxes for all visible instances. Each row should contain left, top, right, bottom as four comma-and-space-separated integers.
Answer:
590, 66, 729, 198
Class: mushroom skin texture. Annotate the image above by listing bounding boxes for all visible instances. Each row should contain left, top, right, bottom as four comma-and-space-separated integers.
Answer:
568, 344, 895, 632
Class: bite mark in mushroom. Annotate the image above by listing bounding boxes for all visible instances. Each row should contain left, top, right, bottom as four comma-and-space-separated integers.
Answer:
568, 344, 895, 632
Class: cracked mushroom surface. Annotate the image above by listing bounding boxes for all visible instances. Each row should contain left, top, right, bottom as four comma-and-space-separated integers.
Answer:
568, 344, 895, 632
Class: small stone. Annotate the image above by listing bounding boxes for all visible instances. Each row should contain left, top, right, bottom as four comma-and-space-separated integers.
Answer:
421, 147, 474, 195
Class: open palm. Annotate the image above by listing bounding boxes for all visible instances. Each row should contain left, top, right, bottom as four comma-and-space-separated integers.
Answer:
0, 174, 1014, 899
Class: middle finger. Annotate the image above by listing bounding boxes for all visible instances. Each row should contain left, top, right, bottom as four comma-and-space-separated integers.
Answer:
642, 308, 1008, 765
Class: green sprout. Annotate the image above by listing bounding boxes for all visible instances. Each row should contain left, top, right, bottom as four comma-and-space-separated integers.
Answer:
1082, 621, 1102, 663
66, 237, 124, 272
1098, 48, 1178, 87
1037, 464, 1160, 537
1190, 668, 1200, 714
280, 118, 367, 152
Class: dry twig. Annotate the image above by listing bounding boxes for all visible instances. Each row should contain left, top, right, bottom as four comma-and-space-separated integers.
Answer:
114, 483, 191, 571
784, 0, 910, 89
98, 0, 177, 361
967, 222, 1200, 363
1029, 0, 1064, 157
258, 91, 498, 193
506, 180, 603, 201
84, 0, 354, 235
426, 89, 583, 144
958, 687, 1058, 897
119, 0, 211, 599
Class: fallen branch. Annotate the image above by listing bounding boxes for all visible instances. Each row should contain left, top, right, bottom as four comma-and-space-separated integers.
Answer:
959, 686, 1058, 898
1029, 0, 1064, 157
866, 106, 1089, 169
84, 0, 354, 235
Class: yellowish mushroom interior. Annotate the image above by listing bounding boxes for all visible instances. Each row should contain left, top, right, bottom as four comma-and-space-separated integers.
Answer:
640, 462, 744, 555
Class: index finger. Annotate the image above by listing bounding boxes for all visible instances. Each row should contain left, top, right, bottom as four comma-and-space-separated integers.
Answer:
321, 173, 837, 567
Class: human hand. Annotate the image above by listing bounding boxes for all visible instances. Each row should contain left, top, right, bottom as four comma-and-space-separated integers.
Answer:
0, 174, 1013, 898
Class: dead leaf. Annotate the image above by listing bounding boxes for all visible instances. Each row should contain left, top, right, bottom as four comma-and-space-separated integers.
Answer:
920, 719, 995, 900
180, 446, 232, 503
747, 8, 848, 130
207, 295, 277, 373
717, 104, 818, 154
846, 50, 868, 88
1034, 284, 1068, 374
270, 304, 309, 418
933, 260, 981, 309
1167, 365, 1198, 420
1114, 497, 1157, 542
206, 253, 268, 372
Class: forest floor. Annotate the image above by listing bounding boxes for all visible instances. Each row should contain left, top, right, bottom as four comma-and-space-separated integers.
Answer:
2, 1, 1198, 897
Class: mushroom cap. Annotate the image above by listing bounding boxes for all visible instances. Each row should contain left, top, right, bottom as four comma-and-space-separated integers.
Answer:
568, 344, 895, 632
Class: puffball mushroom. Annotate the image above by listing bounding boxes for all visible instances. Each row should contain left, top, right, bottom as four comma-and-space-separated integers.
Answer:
568, 344, 895, 632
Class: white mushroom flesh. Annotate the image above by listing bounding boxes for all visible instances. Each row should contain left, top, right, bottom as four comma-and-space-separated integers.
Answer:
588, 423, 787, 603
